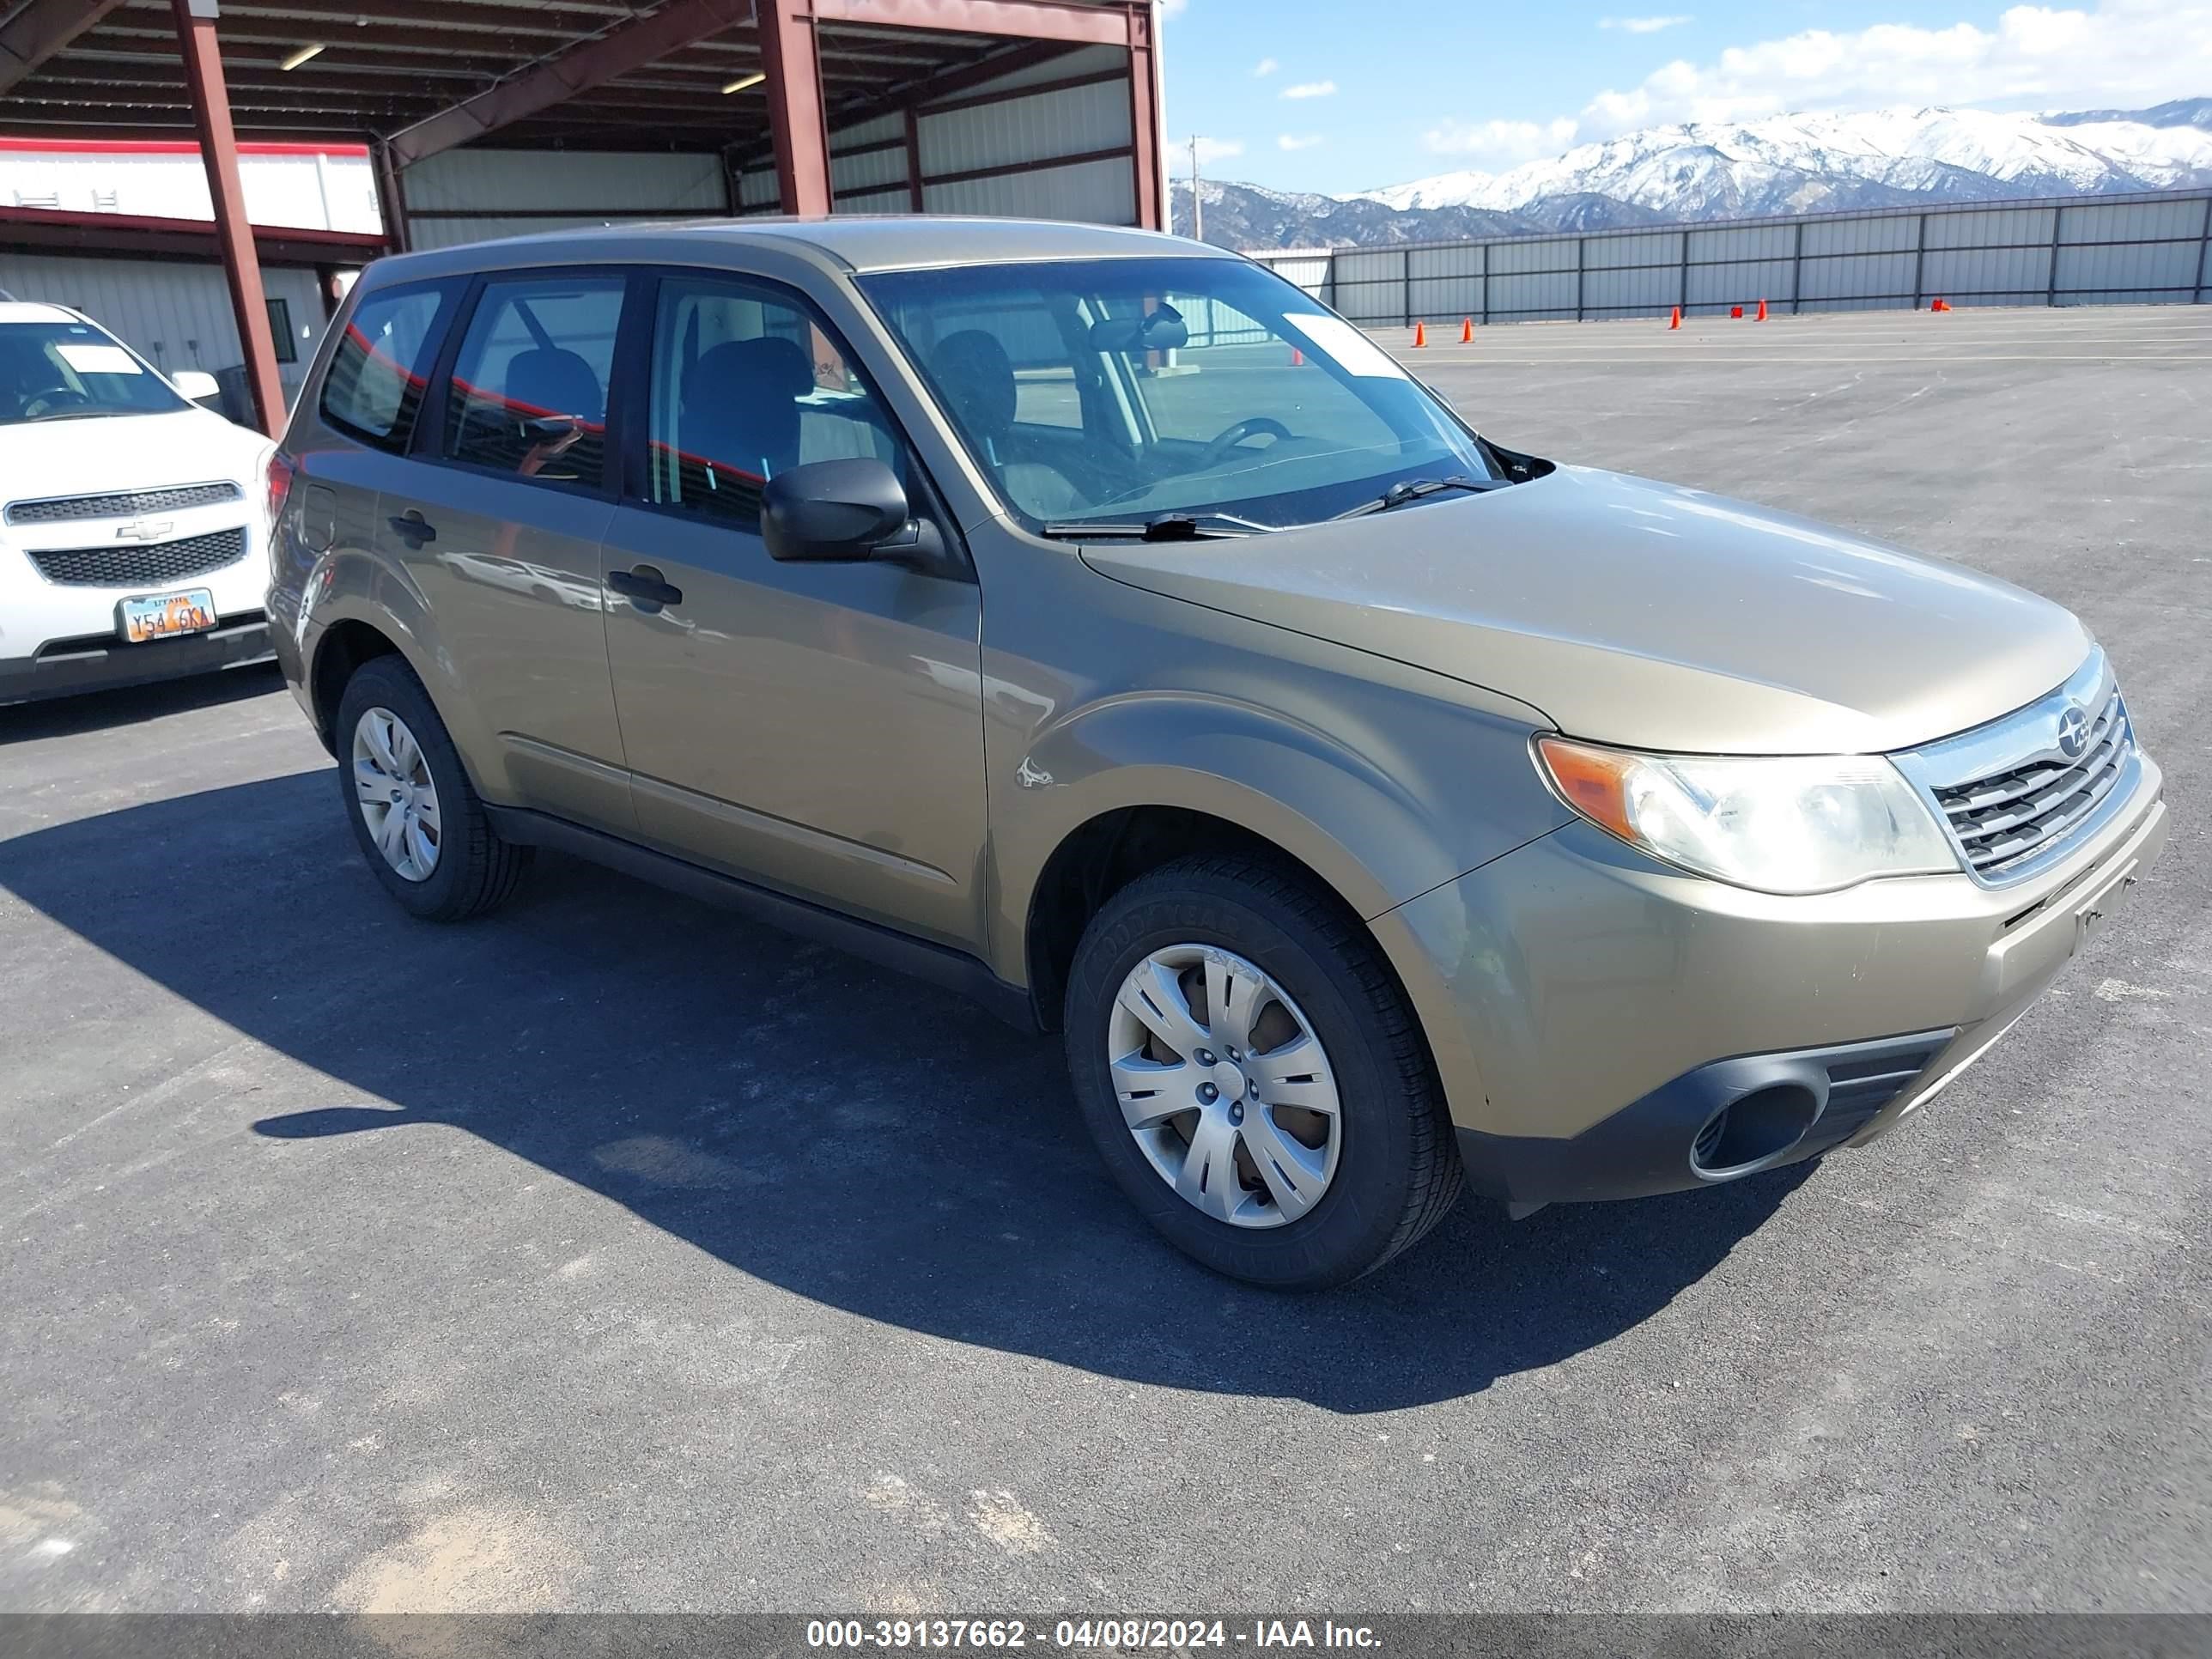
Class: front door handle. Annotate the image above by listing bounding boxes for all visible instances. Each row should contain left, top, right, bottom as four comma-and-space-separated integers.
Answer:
386, 511, 437, 549
607, 564, 684, 609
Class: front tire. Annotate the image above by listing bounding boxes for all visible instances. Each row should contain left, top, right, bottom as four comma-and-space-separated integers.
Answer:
1064, 855, 1462, 1289
334, 654, 530, 921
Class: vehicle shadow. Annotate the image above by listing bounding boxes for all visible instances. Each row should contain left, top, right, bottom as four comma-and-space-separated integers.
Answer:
2, 769, 1809, 1413
0, 660, 283, 744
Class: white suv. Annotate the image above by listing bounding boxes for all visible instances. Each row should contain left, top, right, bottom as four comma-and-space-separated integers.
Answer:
0, 301, 276, 704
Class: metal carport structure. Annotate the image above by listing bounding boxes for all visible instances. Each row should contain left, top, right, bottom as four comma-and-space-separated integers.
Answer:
0, 0, 1164, 434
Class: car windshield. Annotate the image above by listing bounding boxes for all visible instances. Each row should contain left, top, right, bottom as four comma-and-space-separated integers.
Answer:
0, 319, 187, 426
857, 257, 1496, 533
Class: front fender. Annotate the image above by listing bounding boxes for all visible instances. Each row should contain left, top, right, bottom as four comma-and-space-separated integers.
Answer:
988, 679, 1571, 1127
1011, 690, 1447, 923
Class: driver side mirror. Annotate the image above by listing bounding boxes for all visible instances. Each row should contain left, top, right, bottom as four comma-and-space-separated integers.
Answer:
762, 458, 951, 574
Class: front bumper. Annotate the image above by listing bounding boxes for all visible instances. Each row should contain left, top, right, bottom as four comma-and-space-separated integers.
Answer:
1386, 757, 2168, 1207
0, 611, 272, 705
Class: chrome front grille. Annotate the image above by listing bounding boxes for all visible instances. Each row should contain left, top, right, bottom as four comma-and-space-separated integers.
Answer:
1893, 650, 2142, 888
4, 481, 242, 525
26, 527, 247, 587
1935, 687, 2128, 876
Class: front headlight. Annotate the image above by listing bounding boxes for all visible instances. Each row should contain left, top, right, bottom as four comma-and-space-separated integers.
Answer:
1534, 736, 1960, 895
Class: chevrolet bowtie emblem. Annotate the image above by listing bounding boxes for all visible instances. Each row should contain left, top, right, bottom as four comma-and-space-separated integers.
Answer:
115, 519, 173, 541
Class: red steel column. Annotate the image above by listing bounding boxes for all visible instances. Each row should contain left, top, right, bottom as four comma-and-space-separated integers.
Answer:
171, 0, 285, 434
757, 1, 832, 216
371, 139, 410, 254
1125, 3, 1161, 229
903, 106, 925, 210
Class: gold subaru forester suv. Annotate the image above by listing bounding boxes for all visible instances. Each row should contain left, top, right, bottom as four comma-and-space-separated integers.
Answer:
268, 218, 2167, 1288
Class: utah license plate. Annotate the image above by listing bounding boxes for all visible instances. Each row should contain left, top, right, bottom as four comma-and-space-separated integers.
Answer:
118, 588, 217, 643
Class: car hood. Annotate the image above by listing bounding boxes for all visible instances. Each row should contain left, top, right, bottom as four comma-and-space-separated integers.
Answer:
1079, 465, 2093, 755
0, 409, 267, 510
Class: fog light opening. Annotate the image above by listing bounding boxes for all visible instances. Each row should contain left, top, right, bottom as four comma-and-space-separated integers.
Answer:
1690, 1082, 1820, 1178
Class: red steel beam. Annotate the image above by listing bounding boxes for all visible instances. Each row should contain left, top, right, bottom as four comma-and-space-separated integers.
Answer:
758, 2, 831, 216
1123, 0, 1158, 228
380, 0, 751, 169
0, 0, 130, 94
170, 0, 287, 435
811, 0, 1138, 46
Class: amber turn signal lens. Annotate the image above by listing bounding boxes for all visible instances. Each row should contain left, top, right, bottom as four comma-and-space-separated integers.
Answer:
1534, 736, 1642, 843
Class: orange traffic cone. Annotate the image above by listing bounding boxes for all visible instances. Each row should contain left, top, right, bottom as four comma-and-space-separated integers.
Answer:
1668, 306, 1681, 330
1460, 317, 1474, 343
1290, 346, 1304, 366
1930, 297, 1948, 313
1413, 320, 1427, 347
1756, 298, 1768, 322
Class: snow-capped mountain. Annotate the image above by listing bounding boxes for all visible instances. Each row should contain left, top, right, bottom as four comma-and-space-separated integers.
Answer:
1353, 103, 2212, 230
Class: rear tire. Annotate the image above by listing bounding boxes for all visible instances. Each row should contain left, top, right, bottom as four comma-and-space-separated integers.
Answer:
1063, 854, 1462, 1289
334, 654, 530, 922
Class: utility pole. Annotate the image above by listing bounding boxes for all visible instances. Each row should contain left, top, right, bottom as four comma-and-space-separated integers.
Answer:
1188, 134, 1202, 242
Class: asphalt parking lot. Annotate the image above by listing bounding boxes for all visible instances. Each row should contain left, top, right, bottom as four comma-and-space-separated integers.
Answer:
3, 303, 2208, 1614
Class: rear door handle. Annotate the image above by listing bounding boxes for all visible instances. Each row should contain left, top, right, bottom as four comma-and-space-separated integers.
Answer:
607, 564, 684, 609
386, 511, 437, 549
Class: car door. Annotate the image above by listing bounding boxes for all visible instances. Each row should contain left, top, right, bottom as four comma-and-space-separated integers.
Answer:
383, 268, 634, 836
599, 269, 987, 951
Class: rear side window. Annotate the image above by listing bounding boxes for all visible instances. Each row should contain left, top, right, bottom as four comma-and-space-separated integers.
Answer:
442, 274, 625, 491
319, 283, 451, 450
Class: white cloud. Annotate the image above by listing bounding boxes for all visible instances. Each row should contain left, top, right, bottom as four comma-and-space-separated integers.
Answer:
1253, 56, 1279, 76
1423, 115, 1582, 160
1280, 79, 1337, 100
1600, 15, 1692, 31
1277, 132, 1325, 150
1189, 136, 1245, 164
1580, 0, 2212, 134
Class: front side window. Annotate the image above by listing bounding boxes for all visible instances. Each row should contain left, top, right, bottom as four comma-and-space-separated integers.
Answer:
320, 283, 451, 449
0, 319, 187, 426
858, 257, 1496, 532
443, 274, 624, 490
645, 274, 902, 531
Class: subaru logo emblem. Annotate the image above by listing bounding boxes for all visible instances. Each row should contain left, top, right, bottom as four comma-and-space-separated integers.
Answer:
2056, 703, 2089, 760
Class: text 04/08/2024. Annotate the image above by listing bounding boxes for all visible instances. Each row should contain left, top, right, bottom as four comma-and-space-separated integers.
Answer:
803, 1621, 1383, 1651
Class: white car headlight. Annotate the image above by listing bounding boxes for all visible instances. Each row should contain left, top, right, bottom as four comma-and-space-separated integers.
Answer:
1534, 735, 1960, 895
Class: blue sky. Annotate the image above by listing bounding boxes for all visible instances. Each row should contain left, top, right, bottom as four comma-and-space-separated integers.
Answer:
1156, 0, 2211, 192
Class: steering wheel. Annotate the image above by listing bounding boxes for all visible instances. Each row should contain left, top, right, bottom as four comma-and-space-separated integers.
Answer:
21, 388, 90, 418
1195, 416, 1292, 470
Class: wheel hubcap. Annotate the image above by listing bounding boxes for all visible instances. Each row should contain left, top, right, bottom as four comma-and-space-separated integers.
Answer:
1107, 944, 1342, 1229
351, 706, 441, 883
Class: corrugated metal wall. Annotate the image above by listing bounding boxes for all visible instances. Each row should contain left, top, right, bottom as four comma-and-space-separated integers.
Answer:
737, 42, 1139, 227
1254, 188, 2212, 324
0, 251, 328, 397
399, 149, 728, 250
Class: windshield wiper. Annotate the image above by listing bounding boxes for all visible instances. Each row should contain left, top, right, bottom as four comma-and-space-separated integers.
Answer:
1331, 474, 1501, 520
1038, 511, 1272, 542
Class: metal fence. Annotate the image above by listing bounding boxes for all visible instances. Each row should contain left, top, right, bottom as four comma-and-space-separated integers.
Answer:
1250, 187, 2212, 325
